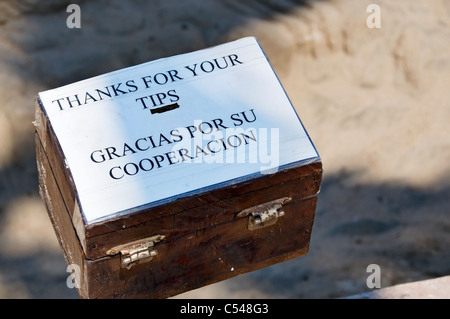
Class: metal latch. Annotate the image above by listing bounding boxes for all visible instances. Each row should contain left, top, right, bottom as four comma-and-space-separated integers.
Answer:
236, 197, 291, 230
106, 234, 165, 269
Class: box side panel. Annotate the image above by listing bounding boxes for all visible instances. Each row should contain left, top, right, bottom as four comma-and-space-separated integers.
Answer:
36, 133, 88, 298
35, 100, 88, 246
35, 101, 78, 217
85, 196, 317, 299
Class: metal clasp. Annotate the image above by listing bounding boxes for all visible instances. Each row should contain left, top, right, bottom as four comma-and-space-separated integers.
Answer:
237, 197, 291, 230
106, 234, 165, 269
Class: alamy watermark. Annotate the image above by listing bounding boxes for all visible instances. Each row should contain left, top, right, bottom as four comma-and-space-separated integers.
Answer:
66, 4, 81, 29
366, 264, 381, 289
66, 263, 81, 289
167, 119, 280, 172
366, 4, 381, 29
101, 122, 282, 180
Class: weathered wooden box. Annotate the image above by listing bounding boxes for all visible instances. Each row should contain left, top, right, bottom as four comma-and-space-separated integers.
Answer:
34, 37, 322, 299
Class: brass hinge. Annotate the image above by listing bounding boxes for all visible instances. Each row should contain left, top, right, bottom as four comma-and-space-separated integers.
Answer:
237, 197, 291, 230
106, 234, 165, 269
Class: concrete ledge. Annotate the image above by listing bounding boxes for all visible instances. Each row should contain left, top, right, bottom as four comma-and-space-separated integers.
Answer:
346, 275, 450, 299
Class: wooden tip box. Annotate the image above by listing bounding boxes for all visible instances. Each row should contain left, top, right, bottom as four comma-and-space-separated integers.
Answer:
35, 37, 322, 298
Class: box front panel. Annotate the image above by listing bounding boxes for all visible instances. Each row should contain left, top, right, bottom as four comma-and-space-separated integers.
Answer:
85, 197, 317, 299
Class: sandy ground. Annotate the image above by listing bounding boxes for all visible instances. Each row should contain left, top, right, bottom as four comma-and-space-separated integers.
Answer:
0, 0, 449, 298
